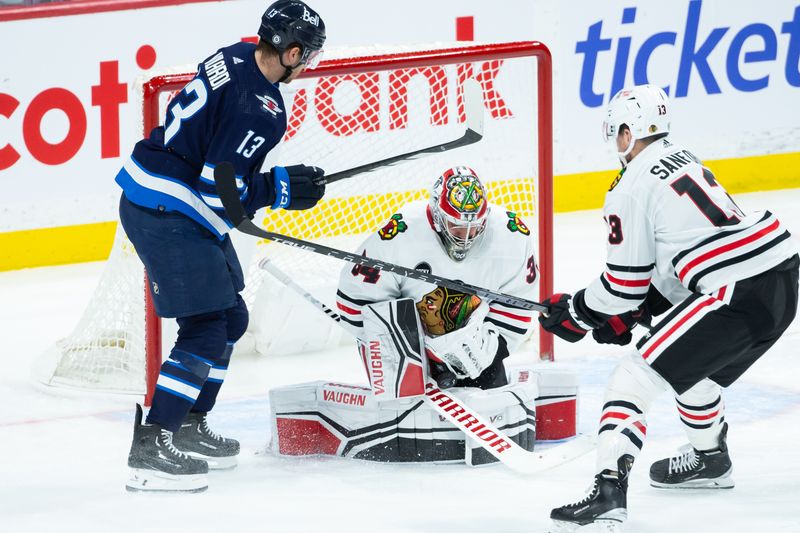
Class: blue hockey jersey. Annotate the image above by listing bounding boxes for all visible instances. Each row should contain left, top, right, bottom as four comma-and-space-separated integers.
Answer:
116, 42, 287, 239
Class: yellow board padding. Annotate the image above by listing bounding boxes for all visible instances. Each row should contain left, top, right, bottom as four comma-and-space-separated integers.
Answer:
2, 151, 799, 272
703, 151, 800, 193
554, 151, 800, 212
256, 179, 537, 241
0, 221, 117, 271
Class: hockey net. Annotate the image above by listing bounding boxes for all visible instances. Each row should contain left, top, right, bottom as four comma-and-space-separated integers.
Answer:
33, 42, 554, 403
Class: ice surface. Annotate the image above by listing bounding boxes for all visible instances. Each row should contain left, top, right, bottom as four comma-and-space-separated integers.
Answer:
1, 189, 798, 532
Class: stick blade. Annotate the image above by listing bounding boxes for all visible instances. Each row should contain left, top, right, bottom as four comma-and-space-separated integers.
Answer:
462, 78, 485, 137
214, 161, 247, 227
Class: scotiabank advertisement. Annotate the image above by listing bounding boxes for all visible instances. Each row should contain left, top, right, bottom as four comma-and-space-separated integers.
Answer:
1, 0, 799, 269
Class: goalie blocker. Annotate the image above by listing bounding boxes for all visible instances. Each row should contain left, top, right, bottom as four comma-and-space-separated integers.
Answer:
269, 299, 578, 464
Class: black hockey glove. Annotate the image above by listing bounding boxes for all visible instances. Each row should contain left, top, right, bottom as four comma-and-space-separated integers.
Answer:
539, 291, 601, 343
265, 165, 326, 210
592, 305, 652, 345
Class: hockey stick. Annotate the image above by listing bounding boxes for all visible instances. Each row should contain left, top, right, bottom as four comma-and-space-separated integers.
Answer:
423, 385, 595, 475
323, 80, 484, 184
259, 258, 593, 474
259, 258, 457, 387
215, 164, 549, 313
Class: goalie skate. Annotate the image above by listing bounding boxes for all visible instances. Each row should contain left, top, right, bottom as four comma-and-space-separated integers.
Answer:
126, 405, 209, 493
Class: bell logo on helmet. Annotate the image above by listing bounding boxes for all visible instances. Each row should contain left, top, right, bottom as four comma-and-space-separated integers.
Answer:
302, 6, 320, 26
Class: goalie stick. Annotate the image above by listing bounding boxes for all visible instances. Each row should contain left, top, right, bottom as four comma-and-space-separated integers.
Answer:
258, 258, 593, 474
259, 258, 457, 387
214, 163, 549, 314
323, 79, 484, 184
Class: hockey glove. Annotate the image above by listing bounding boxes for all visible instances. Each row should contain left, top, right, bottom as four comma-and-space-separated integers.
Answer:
592, 305, 652, 345
265, 165, 326, 210
425, 303, 498, 379
538, 292, 600, 343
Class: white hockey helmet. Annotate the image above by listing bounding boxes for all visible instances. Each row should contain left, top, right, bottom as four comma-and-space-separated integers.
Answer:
429, 166, 490, 262
603, 84, 670, 165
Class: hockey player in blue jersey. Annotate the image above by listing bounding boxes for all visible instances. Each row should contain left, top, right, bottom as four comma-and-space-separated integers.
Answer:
119, 0, 327, 492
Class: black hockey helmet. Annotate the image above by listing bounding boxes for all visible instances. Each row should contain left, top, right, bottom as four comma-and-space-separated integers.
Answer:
258, 0, 326, 68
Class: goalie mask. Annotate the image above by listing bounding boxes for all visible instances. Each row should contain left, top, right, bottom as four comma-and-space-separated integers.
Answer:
429, 167, 489, 261
603, 84, 670, 167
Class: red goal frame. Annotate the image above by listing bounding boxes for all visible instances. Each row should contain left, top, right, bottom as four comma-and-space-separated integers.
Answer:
140, 41, 554, 404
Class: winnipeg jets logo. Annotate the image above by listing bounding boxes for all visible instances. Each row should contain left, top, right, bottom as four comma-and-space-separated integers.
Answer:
255, 94, 283, 117
232, 57, 244, 64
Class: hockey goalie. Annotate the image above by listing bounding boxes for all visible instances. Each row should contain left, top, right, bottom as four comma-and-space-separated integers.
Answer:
269, 167, 577, 465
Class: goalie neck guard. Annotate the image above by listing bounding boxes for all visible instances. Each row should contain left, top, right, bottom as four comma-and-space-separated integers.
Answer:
429, 167, 490, 262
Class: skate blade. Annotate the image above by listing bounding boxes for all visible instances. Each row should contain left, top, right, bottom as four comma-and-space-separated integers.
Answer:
186, 452, 238, 470
549, 514, 626, 533
126, 468, 208, 493
650, 471, 734, 490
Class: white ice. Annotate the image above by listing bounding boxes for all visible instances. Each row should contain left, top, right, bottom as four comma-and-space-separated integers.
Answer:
1, 189, 799, 533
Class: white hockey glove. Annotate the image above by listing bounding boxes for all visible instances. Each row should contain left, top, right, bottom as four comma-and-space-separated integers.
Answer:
425, 302, 500, 380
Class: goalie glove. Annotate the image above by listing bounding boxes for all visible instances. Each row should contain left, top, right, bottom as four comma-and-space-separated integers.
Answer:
425, 303, 499, 379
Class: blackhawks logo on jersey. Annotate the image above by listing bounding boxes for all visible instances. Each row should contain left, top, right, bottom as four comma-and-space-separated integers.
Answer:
378, 213, 408, 240
416, 287, 482, 336
506, 211, 530, 235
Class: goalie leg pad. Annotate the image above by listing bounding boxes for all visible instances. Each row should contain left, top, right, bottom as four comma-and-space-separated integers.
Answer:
460, 381, 538, 467
360, 298, 428, 401
509, 366, 579, 441
269, 380, 537, 464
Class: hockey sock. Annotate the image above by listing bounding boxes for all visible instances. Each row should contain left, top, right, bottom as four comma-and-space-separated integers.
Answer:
674, 378, 725, 451
147, 349, 213, 432
191, 342, 233, 413
596, 353, 669, 473
190, 298, 247, 413
146, 310, 228, 431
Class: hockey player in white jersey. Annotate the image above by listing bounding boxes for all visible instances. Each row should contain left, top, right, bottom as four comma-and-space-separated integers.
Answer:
337, 166, 539, 390
540, 85, 799, 531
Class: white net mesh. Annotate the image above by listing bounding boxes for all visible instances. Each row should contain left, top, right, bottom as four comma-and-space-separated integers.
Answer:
33, 42, 551, 394
32, 223, 147, 394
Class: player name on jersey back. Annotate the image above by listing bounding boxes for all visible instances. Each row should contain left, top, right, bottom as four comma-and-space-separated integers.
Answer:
204, 51, 231, 91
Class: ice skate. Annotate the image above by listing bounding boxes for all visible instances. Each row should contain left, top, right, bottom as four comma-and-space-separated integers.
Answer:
650, 423, 733, 489
549, 455, 632, 533
173, 411, 240, 470
126, 405, 209, 493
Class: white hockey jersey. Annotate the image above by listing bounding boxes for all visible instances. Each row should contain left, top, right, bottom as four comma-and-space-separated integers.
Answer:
336, 200, 539, 352
585, 137, 797, 317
